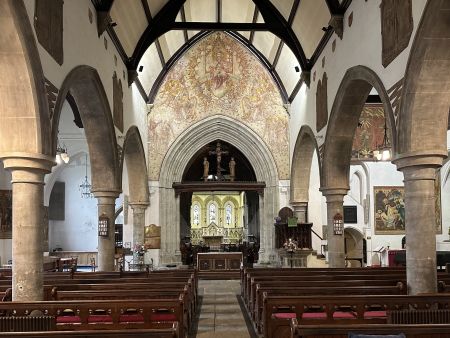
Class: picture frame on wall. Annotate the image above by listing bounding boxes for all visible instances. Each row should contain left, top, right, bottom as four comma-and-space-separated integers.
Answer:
374, 186, 405, 235
0, 190, 12, 239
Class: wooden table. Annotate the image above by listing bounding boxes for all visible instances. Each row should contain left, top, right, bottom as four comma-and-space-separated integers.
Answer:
197, 252, 242, 271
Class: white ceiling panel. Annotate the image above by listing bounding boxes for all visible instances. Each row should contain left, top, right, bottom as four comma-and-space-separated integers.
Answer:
222, 0, 255, 23
275, 45, 300, 95
270, 0, 295, 21
184, 0, 216, 22
158, 30, 186, 61
252, 32, 281, 64
291, 0, 330, 58
146, 0, 169, 17
187, 30, 201, 40
110, 0, 148, 56
138, 44, 164, 94
238, 31, 251, 40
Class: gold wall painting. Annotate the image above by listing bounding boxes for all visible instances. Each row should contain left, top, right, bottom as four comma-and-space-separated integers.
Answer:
0, 190, 12, 239
144, 224, 161, 249
149, 32, 289, 180
374, 186, 405, 234
352, 104, 387, 160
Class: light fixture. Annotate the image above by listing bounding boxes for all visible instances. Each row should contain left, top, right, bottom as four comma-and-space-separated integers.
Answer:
79, 153, 93, 199
375, 115, 391, 161
56, 136, 70, 164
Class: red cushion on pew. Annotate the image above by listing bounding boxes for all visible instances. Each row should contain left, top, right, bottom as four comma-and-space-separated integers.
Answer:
56, 316, 81, 324
88, 315, 113, 323
333, 311, 357, 319
364, 310, 387, 318
302, 312, 327, 319
119, 314, 145, 323
150, 313, 177, 322
272, 312, 297, 319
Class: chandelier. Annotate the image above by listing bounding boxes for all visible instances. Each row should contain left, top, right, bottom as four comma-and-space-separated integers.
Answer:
373, 117, 391, 161
55, 136, 70, 164
79, 153, 93, 199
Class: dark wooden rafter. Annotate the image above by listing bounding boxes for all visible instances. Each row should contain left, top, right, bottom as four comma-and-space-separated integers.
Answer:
325, 0, 341, 14
288, 78, 304, 103
92, 0, 115, 36
272, 0, 299, 69
134, 77, 149, 103
180, 6, 189, 43
171, 22, 267, 30
249, 6, 259, 44
140, 0, 166, 68
173, 181, 266, 196
252, 0, 309, 71
128, 0, 186, 71
217, 0, 222, 23
147, 31, 288, 104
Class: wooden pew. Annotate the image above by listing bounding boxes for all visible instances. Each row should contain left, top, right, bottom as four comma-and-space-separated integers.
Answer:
252, 283, 406, 332
290, 319, 450, 338
263, 294, 450, 338
0, 299, 187, 337
0, 325, 179, 338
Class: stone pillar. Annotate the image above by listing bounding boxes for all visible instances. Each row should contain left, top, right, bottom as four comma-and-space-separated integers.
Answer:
1, 154, 54, 301
94, 191, 119, 271
130, 203, 148, 246
395, 155, 444, 294
291, 202, 308, 223
42, 206, 49, 252
321, 188, 347, 268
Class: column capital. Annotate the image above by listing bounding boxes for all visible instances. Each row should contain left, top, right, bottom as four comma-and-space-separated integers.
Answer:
129, 202, 149, 212
320, 187, 348, 198
393, 151, 446, 171
0, 152, 55, 184
93, 190, 121, 206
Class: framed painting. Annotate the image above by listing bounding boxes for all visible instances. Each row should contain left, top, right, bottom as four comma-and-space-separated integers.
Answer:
374, 186, 405, 234
0, 190, 12, 239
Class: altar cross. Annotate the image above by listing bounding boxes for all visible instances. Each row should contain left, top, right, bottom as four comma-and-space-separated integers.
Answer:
209, 142, 229, 178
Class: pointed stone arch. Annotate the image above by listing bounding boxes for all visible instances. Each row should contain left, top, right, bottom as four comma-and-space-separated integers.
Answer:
0, 0, 52, 157
322, 65, 396, 191
291, 125, 322, 203
52, 66, 120, 194
395, 0, 450, 163
158, 115, 279, 264
121, 126, 149, 205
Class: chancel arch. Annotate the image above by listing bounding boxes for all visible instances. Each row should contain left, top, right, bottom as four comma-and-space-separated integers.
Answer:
158, 115, 279, 264
290, 125, 322, 222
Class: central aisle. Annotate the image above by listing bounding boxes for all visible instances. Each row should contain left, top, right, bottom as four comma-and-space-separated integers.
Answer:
190, 279, 256, 338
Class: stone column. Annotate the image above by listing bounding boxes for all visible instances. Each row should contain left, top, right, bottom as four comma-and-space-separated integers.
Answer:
130, 203, 148, 246
1, 154, 54, 301
291, 201, 308, 223
42, 206, 49, 252
94, 191, 119, 271
394, 155, 444, 295
321, 188, 347, 268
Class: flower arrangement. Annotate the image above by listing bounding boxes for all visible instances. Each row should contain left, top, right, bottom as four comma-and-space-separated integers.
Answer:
283, 238, 298, 252
133, 243, 150, 256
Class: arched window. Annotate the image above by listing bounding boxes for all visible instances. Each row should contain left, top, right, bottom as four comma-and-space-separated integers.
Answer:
209, 203, 217, 224
226, 204, 232, 225
193, 204, 200, 225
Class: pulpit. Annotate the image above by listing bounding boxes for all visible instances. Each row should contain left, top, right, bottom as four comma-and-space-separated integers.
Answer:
274, 222, 312, 249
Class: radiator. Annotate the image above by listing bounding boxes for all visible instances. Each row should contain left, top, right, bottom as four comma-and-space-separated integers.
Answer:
0, 316, 56, 332
388, 309, 450, 324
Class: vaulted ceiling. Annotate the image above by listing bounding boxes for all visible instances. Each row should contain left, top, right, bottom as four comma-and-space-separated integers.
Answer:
93, 0, 351, 103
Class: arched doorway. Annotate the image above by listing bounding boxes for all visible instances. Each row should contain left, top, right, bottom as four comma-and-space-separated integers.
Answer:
158, 115, 279, 264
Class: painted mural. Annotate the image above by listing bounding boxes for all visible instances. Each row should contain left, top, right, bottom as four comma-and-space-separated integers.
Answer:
352, 104, 387, 160
148, 32, 289, 180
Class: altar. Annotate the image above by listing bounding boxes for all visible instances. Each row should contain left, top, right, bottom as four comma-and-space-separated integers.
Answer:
197, 252, 242, 271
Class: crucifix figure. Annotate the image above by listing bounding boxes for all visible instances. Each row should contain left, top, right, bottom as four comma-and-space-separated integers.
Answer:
209, 142, 228, 179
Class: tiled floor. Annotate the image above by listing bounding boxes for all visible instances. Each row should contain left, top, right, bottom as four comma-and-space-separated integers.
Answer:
190, 280, 257, 338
